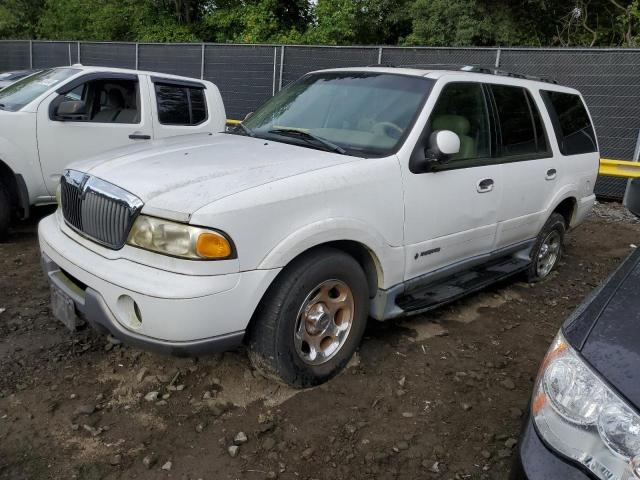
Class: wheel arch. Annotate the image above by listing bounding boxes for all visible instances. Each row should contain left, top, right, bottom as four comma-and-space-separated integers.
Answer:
552, 196, 577, 228
0, 159, 21, 212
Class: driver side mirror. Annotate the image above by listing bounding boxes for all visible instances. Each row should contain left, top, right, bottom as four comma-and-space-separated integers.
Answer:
55, 100, 87, 120
410, 130, 460, 174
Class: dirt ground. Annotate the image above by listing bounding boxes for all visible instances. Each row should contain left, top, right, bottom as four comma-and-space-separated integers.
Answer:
0, 202, 638, 480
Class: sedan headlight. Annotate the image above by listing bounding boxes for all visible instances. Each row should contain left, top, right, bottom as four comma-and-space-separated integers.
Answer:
533, 332, 640, 480
127, 215, 234, 260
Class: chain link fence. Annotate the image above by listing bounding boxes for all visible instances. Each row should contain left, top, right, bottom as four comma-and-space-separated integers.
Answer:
2, 40, 639, 199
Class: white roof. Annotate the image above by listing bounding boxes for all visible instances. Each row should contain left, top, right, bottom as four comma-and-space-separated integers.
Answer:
314, 66, 580, 94
65, 64, 207, 84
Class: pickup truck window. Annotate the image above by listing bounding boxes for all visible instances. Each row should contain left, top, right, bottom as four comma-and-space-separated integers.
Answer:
241, 72, 433, 157
53, 78, 140, 124
0, 67, 79, 111
155, 83, 207, 125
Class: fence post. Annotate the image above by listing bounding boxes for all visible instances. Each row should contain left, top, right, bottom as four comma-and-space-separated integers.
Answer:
29, 40, 33, 69
135, 43, 139, 70
77, 42, 81, 64
494, 47, 501, 68
68, 43, 72, 66
278, 45, 285, 91
272, 46, 277, 96
201, 43, 205, 79
378, 47, 383, 65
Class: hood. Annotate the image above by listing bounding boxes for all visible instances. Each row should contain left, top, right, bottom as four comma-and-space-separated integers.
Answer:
71, 133, 357, 219
564, 248, 640, 408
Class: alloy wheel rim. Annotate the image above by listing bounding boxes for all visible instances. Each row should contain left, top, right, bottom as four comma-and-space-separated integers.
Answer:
294, 279, 355, 366
536, 230, 561, 278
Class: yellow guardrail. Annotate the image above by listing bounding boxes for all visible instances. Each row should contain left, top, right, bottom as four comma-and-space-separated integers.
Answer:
226, 119, 241, 126
600, 159, 640, 179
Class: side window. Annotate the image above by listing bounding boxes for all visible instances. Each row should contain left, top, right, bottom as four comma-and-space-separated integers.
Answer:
429, 82, 490, 162
542, 91, 597, 155
155, 83, 208, 126
490, 85, 548, 157
54, 78, 140, 124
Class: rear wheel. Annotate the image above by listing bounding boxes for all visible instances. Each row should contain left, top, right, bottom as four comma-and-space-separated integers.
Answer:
526, 213, 566, 282
0, 184, 11, 241
247, 247, 369, 388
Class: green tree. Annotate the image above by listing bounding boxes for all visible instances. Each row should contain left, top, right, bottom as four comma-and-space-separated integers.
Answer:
0, 0, 45, 39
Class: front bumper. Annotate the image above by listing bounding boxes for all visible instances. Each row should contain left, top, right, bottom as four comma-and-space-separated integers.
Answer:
38, 213, 280, 356
510, 414, 590, 480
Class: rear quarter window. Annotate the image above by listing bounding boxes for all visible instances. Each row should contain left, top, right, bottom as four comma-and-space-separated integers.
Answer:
155, 83, 208, 126
542, 91, 597, 156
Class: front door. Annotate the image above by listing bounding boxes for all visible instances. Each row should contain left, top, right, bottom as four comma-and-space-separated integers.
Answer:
36, 73, 153, 195
402, 81, 502, 281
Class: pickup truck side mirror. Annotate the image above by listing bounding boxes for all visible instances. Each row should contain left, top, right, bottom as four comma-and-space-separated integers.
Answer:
410, 130, 460, 174
55, 100, 87, 120
625, 178, 640, 218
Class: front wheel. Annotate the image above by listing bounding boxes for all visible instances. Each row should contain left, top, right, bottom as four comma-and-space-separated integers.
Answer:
526, 213, 566, 282
247, 247, 369, 388
0, 184, 11, 241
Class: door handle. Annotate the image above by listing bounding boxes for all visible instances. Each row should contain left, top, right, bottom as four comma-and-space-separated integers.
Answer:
546, 168, 557, 180
129, 134, 151, 140
477, 178, 494, 193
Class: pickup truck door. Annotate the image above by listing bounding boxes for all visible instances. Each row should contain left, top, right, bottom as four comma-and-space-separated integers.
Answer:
402, 81, 502, 281
36, 72, 153, 195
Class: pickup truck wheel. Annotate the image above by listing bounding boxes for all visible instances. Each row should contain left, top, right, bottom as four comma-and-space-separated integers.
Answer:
526, 213, 566, 282
247, 247, 369, 388
0, 184, 10, 241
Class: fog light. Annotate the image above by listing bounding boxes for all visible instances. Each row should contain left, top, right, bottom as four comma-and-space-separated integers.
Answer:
116, 295, 142, 329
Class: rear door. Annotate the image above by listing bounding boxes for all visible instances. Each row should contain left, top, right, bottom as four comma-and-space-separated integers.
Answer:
489, 83, 556, 250
36, 72, 153, 195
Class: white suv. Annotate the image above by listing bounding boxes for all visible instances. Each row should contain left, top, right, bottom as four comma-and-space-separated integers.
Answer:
38, 67, 599, 387
0, 65, 225, 238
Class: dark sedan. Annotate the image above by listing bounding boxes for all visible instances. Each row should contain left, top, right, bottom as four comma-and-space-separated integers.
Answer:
512, 179, 640, 480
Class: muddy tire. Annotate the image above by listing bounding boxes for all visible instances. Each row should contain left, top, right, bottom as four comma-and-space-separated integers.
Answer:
0, 184, 10, 241
526, 213, 566, 282
247, 247, 369, 388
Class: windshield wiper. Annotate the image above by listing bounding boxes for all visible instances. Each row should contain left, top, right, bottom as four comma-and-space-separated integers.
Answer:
267, 128, 347, 155
233, 122, 255, 137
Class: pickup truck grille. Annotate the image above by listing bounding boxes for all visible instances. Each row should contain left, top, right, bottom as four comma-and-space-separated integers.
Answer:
60, 170, 143, 249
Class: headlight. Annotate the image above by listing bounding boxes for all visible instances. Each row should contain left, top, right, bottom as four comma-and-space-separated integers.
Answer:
533, 333, 640, 480
127, 215, 234, 260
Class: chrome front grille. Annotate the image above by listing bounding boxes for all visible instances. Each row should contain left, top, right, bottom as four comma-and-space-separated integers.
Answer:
60, 170, 143, 249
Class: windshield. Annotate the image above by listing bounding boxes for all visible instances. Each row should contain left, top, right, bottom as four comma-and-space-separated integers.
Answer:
241, 72, 434, 157
0, 68, 79, 111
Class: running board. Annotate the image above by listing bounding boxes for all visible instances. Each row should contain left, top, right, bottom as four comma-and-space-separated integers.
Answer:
395, 256, 530, 315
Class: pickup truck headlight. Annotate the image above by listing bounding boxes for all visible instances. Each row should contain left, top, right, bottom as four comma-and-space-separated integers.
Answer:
533, 332, 640, 480
127, 215, 234, 260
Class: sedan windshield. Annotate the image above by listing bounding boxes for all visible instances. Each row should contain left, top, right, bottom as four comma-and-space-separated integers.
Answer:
241, 72, 433, 157
0, 68, 79, 111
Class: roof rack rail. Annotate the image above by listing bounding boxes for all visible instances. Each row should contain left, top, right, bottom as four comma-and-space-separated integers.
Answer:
460, 65, 558, 84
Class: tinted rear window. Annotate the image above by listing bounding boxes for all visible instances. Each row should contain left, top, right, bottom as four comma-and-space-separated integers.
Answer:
490, 84, 548, 157
543, 91, 597, 155
155, 83, 208, 125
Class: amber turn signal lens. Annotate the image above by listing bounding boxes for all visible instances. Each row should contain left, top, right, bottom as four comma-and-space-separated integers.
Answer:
196, 232, 232, 259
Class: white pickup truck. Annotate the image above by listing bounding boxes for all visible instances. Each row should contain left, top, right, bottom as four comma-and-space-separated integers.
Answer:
0, 65, 225, 238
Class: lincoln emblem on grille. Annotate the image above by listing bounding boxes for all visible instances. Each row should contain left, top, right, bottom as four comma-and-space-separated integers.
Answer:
60, 169, 144, 250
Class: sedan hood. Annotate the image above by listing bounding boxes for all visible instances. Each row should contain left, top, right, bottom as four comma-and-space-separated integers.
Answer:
564, 248, 640, 408
72, 133, 356, 219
